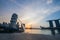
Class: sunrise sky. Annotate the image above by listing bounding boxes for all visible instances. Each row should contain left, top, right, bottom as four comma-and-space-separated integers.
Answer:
0, 0, 60, 28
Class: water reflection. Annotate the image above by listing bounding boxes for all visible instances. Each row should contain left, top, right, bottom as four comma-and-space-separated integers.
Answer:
25, 29, 43, 34
25, 29, 32, 34
25, 29, 54, 35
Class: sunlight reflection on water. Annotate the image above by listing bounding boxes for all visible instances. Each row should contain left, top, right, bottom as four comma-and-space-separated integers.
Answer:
24, 29, 52, 35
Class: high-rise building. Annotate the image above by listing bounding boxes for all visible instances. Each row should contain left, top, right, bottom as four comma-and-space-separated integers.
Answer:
9, 13, 18, 29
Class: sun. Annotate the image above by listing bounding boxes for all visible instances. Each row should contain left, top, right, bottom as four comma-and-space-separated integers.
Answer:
25, 24, 31, 29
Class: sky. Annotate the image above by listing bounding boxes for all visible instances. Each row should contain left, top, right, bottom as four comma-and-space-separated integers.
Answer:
0, 0, 60, 28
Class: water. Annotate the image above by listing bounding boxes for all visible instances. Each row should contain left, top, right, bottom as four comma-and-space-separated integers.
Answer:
0, 29, 59, 40
25, 29, 58, 35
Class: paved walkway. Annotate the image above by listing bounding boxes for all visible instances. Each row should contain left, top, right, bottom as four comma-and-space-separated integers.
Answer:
0, 33, 60, 40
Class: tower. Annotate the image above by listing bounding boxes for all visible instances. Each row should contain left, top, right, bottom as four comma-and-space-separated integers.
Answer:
48, 20, 55, 35
9, 13, 18, 29
54, 20, 60, 34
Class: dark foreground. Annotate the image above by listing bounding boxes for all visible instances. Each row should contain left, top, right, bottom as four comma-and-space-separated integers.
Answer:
0, 33, 60, 40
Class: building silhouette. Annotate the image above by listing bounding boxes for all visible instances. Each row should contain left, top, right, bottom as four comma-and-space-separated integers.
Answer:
9, 13, 18, 30
0, 13, 25, 32
48, 20, 55, 35
41, 19, 60, 35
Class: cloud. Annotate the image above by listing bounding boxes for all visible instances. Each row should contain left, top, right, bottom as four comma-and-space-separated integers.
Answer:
46, 0, 53, 4
1, 0, 60, 27
20, 5, 60, 26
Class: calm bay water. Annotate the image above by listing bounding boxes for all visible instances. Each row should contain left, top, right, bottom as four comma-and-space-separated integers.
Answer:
0, 29, 58, 40
25, 29, 58, 35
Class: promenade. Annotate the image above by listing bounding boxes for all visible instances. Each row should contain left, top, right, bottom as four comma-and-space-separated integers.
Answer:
0, 33, 60, 40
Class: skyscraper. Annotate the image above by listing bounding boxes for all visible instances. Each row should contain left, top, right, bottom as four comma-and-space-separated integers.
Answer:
9, 13, 18, 29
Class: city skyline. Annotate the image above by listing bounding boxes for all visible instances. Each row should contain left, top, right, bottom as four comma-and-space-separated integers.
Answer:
0, 0, 60, 28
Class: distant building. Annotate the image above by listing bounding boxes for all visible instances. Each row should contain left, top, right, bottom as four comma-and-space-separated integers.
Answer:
0, 13, 20, 32
9, 13, 18, 30
0, 13, 25, 32
16, 22, 19, 30
21, 23, 25, 31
